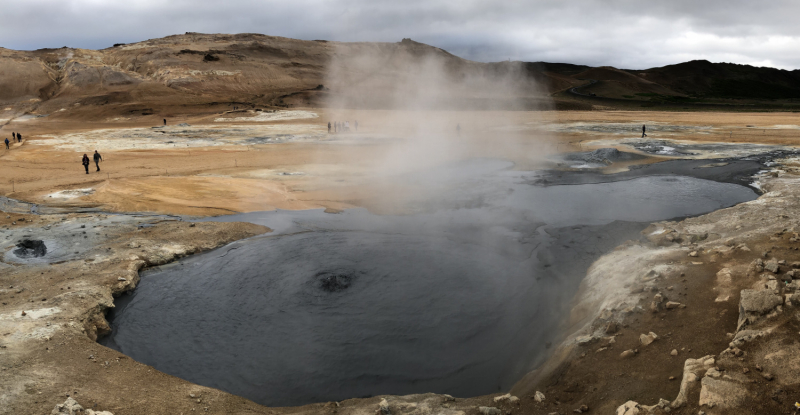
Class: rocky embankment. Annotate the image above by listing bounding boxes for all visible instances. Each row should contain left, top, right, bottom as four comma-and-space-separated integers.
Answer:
510, 158, 800, 414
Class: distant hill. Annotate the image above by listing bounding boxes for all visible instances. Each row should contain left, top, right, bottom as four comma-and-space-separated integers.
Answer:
1, 33, 800, 120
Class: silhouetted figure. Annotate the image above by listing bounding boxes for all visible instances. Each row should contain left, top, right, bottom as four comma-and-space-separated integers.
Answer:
4, 138, 8, 149
328, 122, 331, 133
93, 150, 103, 172
17, 133, 22, 142
642, 124, 647, 138
163, 119, 167, 126
82, 154, 90, 174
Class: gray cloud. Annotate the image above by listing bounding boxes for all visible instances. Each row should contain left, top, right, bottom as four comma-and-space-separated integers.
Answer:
2, 0, 800, 69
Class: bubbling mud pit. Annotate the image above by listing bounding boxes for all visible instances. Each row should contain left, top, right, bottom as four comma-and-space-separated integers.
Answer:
98, 156, 761, 407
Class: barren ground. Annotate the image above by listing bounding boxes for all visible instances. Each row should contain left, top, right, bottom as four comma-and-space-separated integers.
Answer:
4, 109, 800, 414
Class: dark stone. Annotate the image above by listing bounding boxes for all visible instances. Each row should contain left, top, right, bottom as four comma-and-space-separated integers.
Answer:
14, 239, 47, 258
317, 271, 355, 292
203, 54, 220, 62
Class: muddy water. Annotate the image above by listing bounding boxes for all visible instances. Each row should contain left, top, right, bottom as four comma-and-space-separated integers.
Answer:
102, 159, 758, 406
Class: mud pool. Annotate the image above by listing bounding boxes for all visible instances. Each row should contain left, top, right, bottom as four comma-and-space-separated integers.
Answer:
101, 158, 759, 406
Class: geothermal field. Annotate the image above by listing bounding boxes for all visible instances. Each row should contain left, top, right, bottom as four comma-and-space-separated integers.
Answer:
5, 33, 800, 415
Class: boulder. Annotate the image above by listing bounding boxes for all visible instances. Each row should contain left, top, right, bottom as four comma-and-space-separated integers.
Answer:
534, 391, 546, 402
671, 355, 716, 408
738, 289, 783, 330
699, 377, 749, 409
765, 259, 780, 273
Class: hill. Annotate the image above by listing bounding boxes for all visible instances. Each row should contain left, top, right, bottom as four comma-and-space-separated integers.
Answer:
2, 33, 800, 119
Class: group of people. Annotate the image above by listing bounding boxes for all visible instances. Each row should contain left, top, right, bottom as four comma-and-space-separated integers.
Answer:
81, 150, 103, 174
4, 132, 23, 149
328, 120, 358, 133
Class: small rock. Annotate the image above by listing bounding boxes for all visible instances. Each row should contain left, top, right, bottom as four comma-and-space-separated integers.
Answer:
534, 391, 545, 402
616, 401, 641, 415
670, 349, 678, 356
762, 372, 774, 381
669, 376, 675, 380
21, 310, 26, 316
688, 251, 698, 257
378, 398, 390, 414
493, 393, 518, 403
665, 301, 682, 310
620, 349, 636, 358
639, 332, 658, 346
117, 277, 126, 281
479, 407, 501, 415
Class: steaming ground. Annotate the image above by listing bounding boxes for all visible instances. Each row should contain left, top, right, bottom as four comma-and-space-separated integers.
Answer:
4, 109, 800, 414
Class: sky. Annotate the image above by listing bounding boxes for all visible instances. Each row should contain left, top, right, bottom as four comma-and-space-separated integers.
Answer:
2, 0, 800, 70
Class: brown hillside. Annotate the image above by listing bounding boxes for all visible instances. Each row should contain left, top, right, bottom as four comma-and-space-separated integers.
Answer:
0, 34, 551, 122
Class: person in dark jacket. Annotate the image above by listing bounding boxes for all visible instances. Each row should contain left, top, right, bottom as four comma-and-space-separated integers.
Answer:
642, 124, 647, 138
93, 150, 103, 172
82, 154, 90, 174
4, 138, 8, 149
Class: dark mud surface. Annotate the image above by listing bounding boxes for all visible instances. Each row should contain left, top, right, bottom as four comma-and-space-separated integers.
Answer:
101, 158, 758, 406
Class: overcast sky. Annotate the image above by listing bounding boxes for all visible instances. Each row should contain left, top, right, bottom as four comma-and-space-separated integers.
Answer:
3, 0, 800, 70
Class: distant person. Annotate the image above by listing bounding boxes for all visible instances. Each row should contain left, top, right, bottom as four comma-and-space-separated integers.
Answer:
93, 150, 103, 172
17, 133, 22, 142
81, 154, 90, 174
11, 132, 15, 141
354, 120, 358, 131
642, 124, 647, 138
328, 121, 331, 133
163, 119, 167, 126
4, 138, 8, 149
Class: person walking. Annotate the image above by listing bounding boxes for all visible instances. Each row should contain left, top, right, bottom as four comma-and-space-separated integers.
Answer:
4, 137, 9, 149
642, 124, 647, 138
163, 119, 167, 126
93, 150, 103, 172
17, 132, 22, 142
328, 121, 331, 134
82, 154, 90, 174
